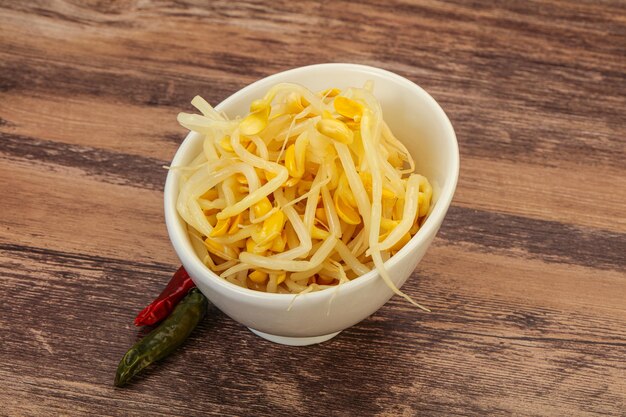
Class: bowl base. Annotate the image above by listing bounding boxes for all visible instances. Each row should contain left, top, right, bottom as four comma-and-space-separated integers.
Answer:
248, 328, 340, 346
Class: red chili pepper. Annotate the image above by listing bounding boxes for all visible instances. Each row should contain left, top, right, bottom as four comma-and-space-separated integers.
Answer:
134, 266, 196, 326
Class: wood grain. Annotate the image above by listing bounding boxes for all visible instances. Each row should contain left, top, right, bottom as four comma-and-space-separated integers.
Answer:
1, 1, 625, 416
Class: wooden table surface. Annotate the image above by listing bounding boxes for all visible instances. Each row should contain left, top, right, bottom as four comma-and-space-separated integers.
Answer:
1, 1, 625, 416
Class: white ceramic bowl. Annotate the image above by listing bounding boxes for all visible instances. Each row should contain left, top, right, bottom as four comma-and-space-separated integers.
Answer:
164, 63, 459, 345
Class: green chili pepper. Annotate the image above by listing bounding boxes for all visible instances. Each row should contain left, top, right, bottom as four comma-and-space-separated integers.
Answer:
114, 288, 208, 387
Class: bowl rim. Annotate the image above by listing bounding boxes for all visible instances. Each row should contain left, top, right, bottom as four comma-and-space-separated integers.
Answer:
164, 62, 459, 302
